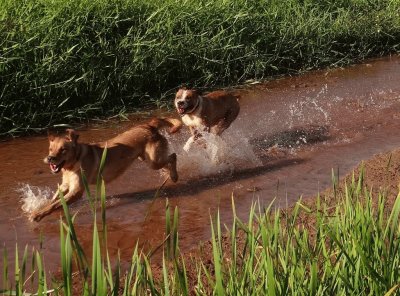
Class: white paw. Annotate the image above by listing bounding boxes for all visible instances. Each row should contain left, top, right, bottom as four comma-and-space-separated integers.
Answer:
183, 136, 195, 152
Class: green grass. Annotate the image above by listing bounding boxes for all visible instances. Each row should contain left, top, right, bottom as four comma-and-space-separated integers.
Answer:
1, 0, 400, 135
3, 160, 400, 294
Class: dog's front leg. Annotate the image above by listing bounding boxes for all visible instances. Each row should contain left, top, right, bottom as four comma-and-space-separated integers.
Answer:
30, 174, 84, 222
190, 127, 205, 140
210, 120, 228, 136
189, 126, 196, 137
202, 126, 211, 134
183, 136, 195, 152
184, 127, 198, 151
30, 188, 84, 222
50, 183, 69, 201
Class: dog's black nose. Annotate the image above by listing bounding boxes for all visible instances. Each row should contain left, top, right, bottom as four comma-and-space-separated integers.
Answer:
47, 156, 55, 162
177, 101, 185, 107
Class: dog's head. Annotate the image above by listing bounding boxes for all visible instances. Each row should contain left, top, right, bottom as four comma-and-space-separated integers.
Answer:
174, 88, 201, 115
44, 129, 79, 174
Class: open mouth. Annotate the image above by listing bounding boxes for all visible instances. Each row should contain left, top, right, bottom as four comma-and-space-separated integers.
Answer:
49, 160, 65, 174
177, 107, 186, 114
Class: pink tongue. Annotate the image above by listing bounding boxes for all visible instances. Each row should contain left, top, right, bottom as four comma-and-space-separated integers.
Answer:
50, 163, 56, 171
179, 108, 185, 113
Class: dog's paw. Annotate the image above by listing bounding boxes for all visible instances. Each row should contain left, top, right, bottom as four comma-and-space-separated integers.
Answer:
29, 212, 42, 222
183, 136, 195, 152
170, 172, 178, 183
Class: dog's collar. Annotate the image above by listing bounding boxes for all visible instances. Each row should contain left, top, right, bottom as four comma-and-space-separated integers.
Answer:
180, 96, 202, 116
74, 144, 81, 161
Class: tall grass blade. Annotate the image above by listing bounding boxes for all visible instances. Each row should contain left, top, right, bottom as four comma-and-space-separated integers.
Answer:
172, 206, 179, 259
165, 199, 171, 259
210, 212, 225, 296
162, 254, 170, 296
81, 168, 94, 213
101, 179, 107, 247
96, 147, 108, 202
36, 251, 46, 296
59, 189, 89, 276
2, 246, 8, 293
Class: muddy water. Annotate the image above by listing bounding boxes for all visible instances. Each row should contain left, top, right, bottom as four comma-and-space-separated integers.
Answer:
1, 55, 400, 273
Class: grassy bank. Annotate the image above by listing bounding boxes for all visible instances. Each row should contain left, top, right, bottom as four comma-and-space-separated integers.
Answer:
1, 0, 400, 135
3, 168, 400, 295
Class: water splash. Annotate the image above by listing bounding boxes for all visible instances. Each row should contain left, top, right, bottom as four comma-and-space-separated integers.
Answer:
287, 84, 331, 129
17, 183, 52, 213
168, 130, 261, 178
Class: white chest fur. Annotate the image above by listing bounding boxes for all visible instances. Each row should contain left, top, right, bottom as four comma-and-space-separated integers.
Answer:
181, 114, 204, 127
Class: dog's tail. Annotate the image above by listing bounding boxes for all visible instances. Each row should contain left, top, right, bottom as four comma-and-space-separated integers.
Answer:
148, 117, 182, 134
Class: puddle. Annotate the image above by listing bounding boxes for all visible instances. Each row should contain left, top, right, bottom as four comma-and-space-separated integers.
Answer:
1, 55, 400, 272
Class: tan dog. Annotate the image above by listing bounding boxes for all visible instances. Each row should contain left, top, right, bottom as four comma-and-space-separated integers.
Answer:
174, 88, 240, 138
30, 118, 181, 221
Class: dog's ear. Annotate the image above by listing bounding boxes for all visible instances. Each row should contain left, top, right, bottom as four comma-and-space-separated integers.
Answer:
192, 89, 203, 96
65, 129, 79, 144
47, 130, 55, 142
176, 87, 189, 98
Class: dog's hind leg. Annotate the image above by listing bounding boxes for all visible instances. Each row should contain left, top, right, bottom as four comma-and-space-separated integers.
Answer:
211, 106, 240, 135
146, 139, 179, 182
152, 152, 178, 183
165, 153, 178, 182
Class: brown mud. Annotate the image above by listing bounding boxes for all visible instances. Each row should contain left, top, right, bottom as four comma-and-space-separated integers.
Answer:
1, 55, 400, 276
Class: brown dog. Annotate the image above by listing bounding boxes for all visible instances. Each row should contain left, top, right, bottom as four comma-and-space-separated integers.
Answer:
30, 118, 181, 221
174, 88, 240, 138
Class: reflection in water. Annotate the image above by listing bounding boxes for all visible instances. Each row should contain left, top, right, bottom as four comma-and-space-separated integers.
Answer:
1, 55, 400, 273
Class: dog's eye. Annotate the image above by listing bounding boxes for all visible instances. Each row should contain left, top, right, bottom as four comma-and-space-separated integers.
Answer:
61, 148, 67, 154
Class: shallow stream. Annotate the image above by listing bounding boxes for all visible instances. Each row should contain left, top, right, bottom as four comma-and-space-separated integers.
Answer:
1, 55, 400, 272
